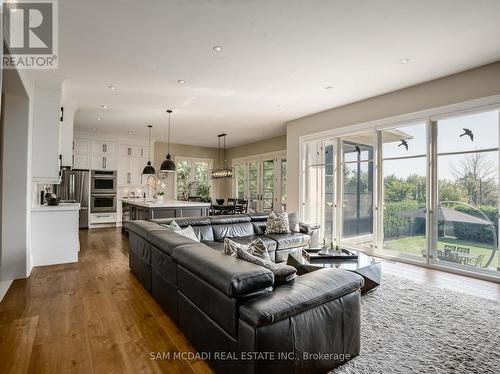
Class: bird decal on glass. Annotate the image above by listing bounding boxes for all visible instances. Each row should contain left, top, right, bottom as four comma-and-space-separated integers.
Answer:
353, 145, 361, 155
398, 139, 409, 151
459, 128, 474, 141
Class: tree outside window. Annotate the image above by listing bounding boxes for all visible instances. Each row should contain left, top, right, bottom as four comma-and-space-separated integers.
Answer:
176, 159, 212, 201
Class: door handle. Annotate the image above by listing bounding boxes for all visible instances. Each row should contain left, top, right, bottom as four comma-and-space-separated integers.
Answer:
102, 157, 106, 169
103, 144, 107, 153
128, 147, 131, 156
127, 172, 131, 184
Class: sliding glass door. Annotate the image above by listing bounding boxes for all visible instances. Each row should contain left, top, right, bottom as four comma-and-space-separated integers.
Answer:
233, 152, 286, 213
380, 123, 427, 262
340, 133, 374, 251
433, 110, 499, 273
302, 105, 500, 278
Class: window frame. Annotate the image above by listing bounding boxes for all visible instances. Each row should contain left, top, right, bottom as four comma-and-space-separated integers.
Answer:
174, 156, 214, 201
299, 94, 500, 282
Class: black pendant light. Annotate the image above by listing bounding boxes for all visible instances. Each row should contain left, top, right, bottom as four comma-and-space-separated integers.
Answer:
159, 109, 176, 173
210, 133, 234, 179
142, 125, 156, 175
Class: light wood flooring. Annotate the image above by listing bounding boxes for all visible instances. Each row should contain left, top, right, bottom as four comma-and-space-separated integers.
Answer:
0, 227, 498, 373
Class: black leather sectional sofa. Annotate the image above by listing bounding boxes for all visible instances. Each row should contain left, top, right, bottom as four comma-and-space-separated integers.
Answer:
125, 213, 364, 374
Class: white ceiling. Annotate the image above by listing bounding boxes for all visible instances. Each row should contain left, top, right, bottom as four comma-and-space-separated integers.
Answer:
39, 0, 500, 147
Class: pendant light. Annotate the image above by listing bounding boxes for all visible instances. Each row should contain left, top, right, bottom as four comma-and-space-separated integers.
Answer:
159, 109, 176, 173
142, 125, 156, 175
210, 133, 234, 179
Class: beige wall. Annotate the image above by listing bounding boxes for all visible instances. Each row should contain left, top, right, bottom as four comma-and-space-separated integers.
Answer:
225, 135, 286, 163
219, 135, 287, 198
154, 141, 226, 199
154, 135, 287, 200
286, 61, 500, 214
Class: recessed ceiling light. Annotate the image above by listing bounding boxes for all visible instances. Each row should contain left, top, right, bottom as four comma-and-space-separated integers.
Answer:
401, 58, 410, 64
92, 127, 98, 131
96, 117, 102, 121
213, 46, 223, 52
108, 85, 116, 90
128, 131, 133, 135
177, 80, 185, 84
101, 104, 109, 109
325, 86, 334, 90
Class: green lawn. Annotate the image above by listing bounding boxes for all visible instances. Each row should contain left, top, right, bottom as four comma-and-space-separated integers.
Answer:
384, 235, 498, 269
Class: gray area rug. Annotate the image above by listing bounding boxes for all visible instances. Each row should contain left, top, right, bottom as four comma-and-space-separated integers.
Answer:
334, 274, 500, 373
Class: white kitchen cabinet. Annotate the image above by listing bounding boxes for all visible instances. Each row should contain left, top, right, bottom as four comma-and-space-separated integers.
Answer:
59, 101, 77, 167
92, 154, 116, 170
91, 141, 117, 154
133, 146, 147, 158
31, 204, 80, 266
31, 85, 62, 182
73, 139, 89, 152
90, 212, 117, 224
73, 152, 90, 169
118, 156, 132, 185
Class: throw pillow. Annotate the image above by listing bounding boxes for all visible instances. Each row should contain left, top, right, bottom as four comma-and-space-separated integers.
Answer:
265, 211, 290, 234
224, 238, 240, 257
236, 247, 296, 284
224, 238, 271, 261
177, 225, 199, 242
162, 220, 181, 231
286, 254, 322, 276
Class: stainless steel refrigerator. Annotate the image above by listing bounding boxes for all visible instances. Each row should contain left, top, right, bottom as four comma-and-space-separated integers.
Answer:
55, 168, 90, 228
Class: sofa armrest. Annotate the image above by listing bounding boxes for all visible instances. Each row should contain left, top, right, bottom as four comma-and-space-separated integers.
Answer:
298, 221, 320, 234
239, 269, 363, 327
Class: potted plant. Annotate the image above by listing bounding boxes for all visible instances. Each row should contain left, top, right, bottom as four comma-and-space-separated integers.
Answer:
156, 191, 165, 201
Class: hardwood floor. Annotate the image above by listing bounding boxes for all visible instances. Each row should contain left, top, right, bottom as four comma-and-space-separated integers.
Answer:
1, 228, 498, 374
0, 228, 213, 374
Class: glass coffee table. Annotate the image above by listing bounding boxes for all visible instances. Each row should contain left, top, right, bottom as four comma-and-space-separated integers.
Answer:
293, 248, 382, 294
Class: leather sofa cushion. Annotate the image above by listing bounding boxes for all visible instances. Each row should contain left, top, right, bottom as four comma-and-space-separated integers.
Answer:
148, 230, 198, 256
124, 220, 167, 239
239, 269, 364, 327
229, 235, 277, 252
212, 222, 255, 241
203, 241, 225, 252
191, 225, 214, 241
252, 221, 267, 235
209, 215, 251, 225
173, 245, 274, 298
264, 232, 311, 250
152, 217, 211, 227
248, 212, 268, 222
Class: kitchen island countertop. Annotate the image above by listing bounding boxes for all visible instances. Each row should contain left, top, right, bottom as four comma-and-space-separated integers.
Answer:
121, 198, 210, 208
31, 202, 81, 212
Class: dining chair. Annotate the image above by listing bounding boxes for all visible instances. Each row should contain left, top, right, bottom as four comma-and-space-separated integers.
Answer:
234, 199, 248, 214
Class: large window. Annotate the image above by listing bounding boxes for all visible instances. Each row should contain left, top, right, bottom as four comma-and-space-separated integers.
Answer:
341, 133, 374, 251
381, 123, 427, 262
302, 105, 500, 279
434, 111, 498, 272
176, 157, 212, 201
232, 152, 286, 212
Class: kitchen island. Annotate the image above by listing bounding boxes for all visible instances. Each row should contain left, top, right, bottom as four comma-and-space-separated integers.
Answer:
121, 198, 210, 223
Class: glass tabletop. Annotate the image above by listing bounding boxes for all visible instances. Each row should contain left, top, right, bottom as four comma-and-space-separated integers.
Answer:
297, 249, 379, 271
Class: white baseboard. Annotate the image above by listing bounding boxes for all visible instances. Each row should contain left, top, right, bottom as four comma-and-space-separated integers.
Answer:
0, 280, 13, 302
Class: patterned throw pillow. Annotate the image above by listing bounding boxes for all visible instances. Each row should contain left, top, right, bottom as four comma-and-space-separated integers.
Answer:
177, 225, 199, 242
162, 220, 181, 231
236, 247, 296, 284
224, 238, 271, 261
265, 211, 290, 234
